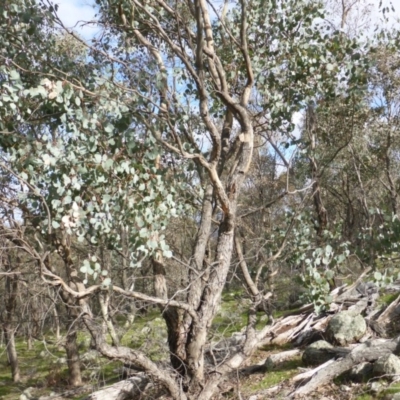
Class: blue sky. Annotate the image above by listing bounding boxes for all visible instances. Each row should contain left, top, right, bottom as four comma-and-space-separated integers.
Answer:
54, 0, 98, 38
53, 0, 400, 47
54, 0, 399, 30
52, 0, 399, 147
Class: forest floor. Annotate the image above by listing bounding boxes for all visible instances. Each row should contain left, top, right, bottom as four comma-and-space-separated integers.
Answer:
1, 292, 399, 400
237, 346, 400, 400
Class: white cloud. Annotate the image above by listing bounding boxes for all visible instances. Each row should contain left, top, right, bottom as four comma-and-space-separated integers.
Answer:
368, 0, 400, 28
53, 0, 99, 39
292, 111, 304, 127
325, 0, 399, 37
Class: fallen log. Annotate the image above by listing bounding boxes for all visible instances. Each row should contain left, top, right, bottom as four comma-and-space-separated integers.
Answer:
292, 359, 336, 383
39, 385, 93, 400
39, 375, 151, 400
377, 293, 400, 326
247, 360, 337, 400
264, 349, 302, 370
290, 337, 400, 397
204, 272, 391, 399
84, 374, 151, 400
208, 271, 378, 365
302, 344, 351, 366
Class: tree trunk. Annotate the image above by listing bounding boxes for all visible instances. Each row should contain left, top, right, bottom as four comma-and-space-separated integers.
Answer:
57, 288, 83, 387
53, 305, 61, 341
185, 213, 236, 392
153, 256, 186, 374
4, 323, 20, 382
49, 237, 89, 386
65, 330, 82, 386
2, 258, 20, 382
312, 178, 328, 236
306, 105, 328, 237
83, 312, 188, 400
183, 184, 214, 327
384, 128, 398, 216
99, 292, 119, 347
121, 229, 137, 329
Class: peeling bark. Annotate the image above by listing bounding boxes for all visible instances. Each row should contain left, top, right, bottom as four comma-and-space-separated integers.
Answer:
65, 330, 82, 386
153, 256, 186, 375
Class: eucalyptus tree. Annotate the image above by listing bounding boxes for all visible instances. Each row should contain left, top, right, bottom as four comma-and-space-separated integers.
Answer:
0, 0, 372, 397
1, 0, 180, 385
282, 10, 400, 306
367, 42, 400, 217
75, 0, 369, 396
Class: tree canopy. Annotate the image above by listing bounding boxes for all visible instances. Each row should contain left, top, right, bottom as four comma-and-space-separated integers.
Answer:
1, 0, 400, 399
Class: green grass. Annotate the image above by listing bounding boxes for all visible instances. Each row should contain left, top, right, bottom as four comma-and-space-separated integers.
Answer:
0, 373, 15, 398
211, 292, 277, 339
383, 382, 400, 396
379, 292, 399, 306
350, 375, 400, 398
0, 294, 271, 399
258, 342, 293, 352
0, 309, 170, 400
0, 337, 68, 399
2, 293, 390, 400
349, 381, 400, 399
211, 294, 248, 337
245, 357, 303, 392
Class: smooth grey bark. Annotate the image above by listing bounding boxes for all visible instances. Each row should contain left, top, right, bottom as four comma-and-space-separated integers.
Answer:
52, 305, 61, 340
2, 258, 20, 382
4, 323, 20, 383
99, 292, 119, 347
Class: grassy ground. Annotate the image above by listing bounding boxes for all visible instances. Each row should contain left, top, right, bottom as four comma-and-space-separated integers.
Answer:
0, 311, 169, 399
1, 292, 400, 399
0, 333, 120, 399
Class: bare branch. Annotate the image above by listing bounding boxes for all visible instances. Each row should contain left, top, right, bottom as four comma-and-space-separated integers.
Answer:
42, 269, 199, 322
